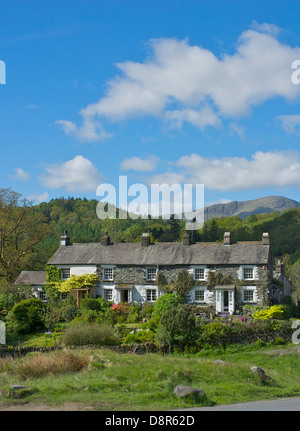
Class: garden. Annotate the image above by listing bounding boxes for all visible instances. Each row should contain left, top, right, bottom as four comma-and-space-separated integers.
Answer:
1, 282, 300, 410
0, 279, 299, 352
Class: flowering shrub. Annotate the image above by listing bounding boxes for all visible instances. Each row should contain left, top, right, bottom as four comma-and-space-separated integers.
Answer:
252, 305, 285, 320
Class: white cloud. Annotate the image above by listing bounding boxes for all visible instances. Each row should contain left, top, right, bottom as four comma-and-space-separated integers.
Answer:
40, 155, 103, 192
276, 115, 300, 135
26, 192, 49, 203
120, 156, 159, 172
13, 168, 30, 182
164, 106, 222, 130
229, 123, 246, 140
55, 118, 113, 142
148, 151, 300, 192
56, 25, 300, 141
250, 21, 281, 37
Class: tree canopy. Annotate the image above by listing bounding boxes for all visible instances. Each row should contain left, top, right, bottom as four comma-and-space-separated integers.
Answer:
0, 188, 50, 282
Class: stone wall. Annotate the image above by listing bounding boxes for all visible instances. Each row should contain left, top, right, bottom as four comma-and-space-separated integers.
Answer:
91, 263, 271, 308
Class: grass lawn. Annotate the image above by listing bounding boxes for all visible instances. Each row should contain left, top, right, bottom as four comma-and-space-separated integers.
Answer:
1, 342, 300, 410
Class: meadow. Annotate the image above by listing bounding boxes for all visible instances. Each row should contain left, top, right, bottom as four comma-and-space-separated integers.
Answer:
0, 342, 300, 410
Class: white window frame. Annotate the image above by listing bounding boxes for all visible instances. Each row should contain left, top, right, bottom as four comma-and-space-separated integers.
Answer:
61, 268, 70, 280
243, 267, 254, 280
191, 266, 207, 281
146, 267, 157, 281
37, 290, 47, 302
146, 289, 157, 301
239, 265, 257, 281
241, 286, 257, 303
103, 267, 114, 281
104, 288, 113, 302
194, 288, 205, 302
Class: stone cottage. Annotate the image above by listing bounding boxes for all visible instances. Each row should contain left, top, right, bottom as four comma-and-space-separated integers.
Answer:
15, 230, 275, 314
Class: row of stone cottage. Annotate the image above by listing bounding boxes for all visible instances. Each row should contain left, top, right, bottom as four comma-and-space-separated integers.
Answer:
14, 231, 291, 315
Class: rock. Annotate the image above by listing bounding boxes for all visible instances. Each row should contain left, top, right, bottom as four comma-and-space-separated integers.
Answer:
250, 366, 273, 382
174, 385, 206, 399
10, 385, 27, 391
212, 359, 228, 366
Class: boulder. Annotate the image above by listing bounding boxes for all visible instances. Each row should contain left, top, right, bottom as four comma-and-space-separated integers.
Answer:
173, 385, 206, 399
250, 366, 273, 382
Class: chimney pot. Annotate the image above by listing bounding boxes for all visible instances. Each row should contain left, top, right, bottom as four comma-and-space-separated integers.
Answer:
223, 232, 231, 245
141, 233, 150, 246
262, 233, 270, 245
60, 230, 70, 246
182, 231, 190, 245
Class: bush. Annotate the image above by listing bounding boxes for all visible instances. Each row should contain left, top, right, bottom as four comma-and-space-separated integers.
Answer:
62, 323, 119, 346
10, 350, 91, 379
155, 304, 197, 350
140, 303, 154, 320
80, 298, 103, 311
252, 305, 285, 320
63, 305, 79, 322
80, 297, 110, 312
153, 293, 181, 317
8, 298, 47, 334
124, 329, 154, 344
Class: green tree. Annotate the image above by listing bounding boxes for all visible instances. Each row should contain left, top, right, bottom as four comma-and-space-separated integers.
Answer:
153, 292, 181, 317
173, 269, 195, 297
0, 188, 50, 282
156, 304, 197, 350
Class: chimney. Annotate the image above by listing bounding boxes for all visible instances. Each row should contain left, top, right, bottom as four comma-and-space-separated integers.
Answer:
141, 233, 150, 246
60, 230, 70, 246
262, 233, 270, 245
223, 232, 231, 245
182, 231, 190, 245
101, 232, 111, 246
276, 259, 284, 275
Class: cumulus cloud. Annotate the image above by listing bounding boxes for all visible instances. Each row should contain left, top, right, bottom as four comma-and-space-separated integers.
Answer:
26, 192, 49, 203
12, 168, 30, 182
56, 25, 300, 141
40, 155, 103, 192
148, 151, 300, 192
120, 156, 159, 172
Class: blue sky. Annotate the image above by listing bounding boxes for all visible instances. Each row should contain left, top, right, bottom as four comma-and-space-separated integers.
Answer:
1, 0, 300, 213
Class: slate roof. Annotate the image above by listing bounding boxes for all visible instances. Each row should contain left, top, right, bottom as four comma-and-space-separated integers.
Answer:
14, 271, 46, 286
47, 241, 270, 266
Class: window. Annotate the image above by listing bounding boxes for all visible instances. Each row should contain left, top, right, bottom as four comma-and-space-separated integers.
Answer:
147, 289, 157, 301
146, 268, 157, 281
38, 290, 47, 301
104, 289, 113, 302
60, 293, 68, 300
243, 267, 254, 280
194, 289, 205, 301
103, 268, 114, 281
194, 268, 205, 280
61, 268, 70, 279
243, 289, 254, 302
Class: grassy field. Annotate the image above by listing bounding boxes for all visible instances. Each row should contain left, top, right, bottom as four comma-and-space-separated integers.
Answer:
0, 342, 300, 410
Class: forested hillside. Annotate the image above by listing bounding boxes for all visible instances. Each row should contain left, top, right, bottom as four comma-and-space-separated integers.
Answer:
30, 197, 300, 272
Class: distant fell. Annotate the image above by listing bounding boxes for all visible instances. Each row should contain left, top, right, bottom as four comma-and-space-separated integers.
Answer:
204, 196, 300, 220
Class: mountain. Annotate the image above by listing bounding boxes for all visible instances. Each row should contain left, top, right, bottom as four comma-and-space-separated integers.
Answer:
204, 196, 300, 221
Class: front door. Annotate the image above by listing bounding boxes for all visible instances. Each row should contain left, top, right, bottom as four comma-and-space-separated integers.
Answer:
216, 289, 235, 314
120, 289, 132, 303
121, 289, 129, 303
